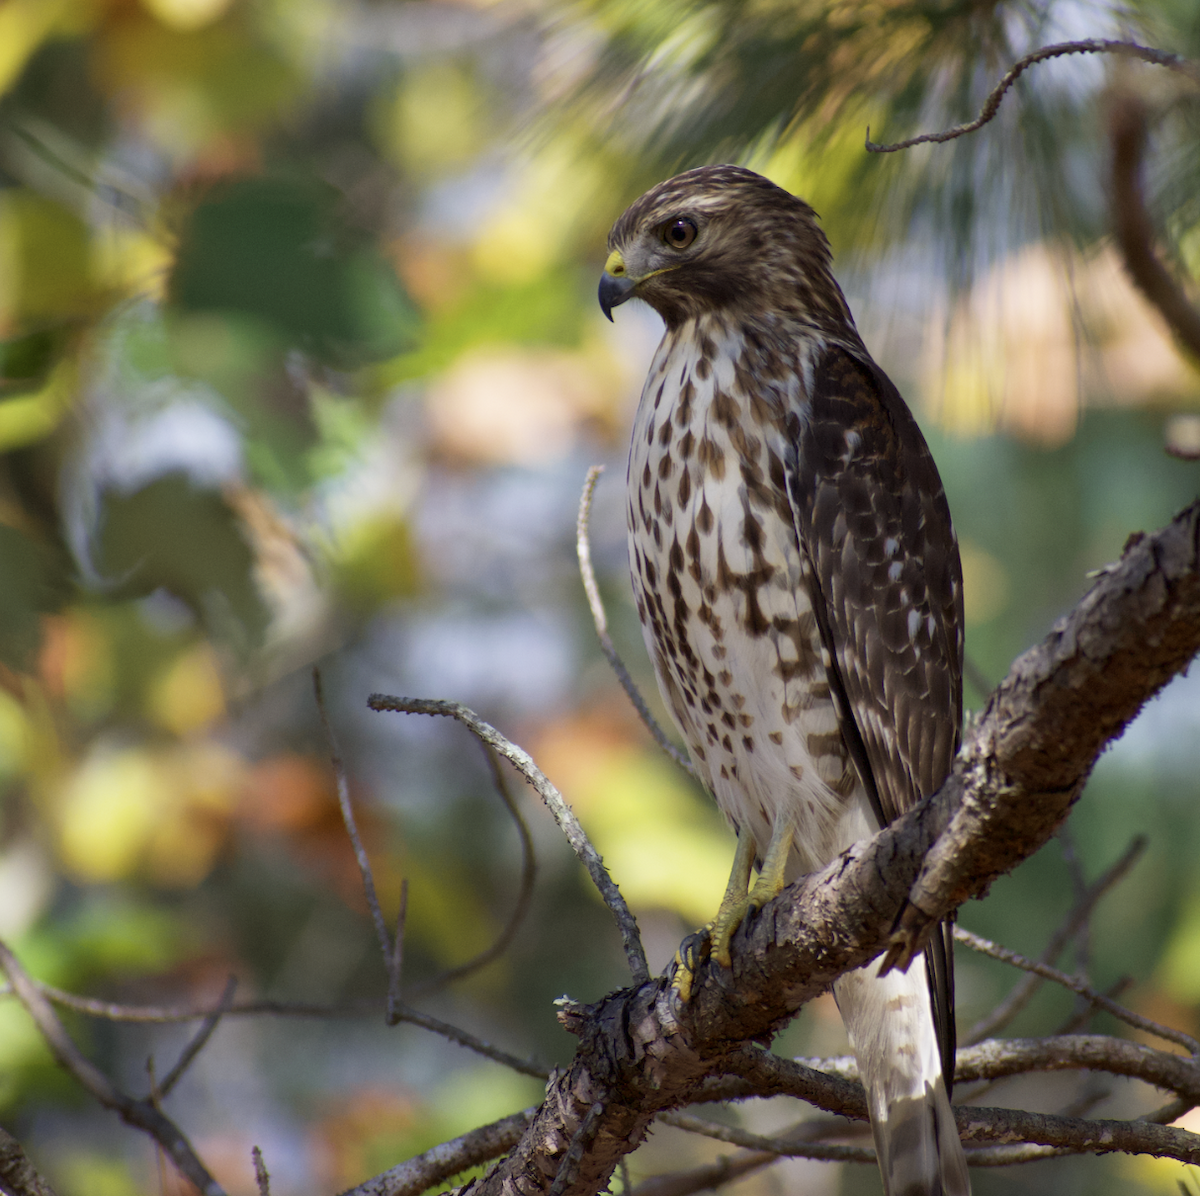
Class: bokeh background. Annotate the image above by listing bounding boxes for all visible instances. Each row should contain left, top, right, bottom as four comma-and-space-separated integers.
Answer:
0, 0, 1198, 1193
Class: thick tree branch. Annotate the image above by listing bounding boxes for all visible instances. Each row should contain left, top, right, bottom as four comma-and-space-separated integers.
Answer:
466, 501, 1200, 1196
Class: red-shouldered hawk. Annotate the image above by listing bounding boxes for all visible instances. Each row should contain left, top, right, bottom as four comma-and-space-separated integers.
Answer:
600, 165, 969, 1196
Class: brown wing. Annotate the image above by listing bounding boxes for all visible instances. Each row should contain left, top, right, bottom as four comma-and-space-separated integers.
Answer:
785, 343, 964, 1084
787, 344, 963, 826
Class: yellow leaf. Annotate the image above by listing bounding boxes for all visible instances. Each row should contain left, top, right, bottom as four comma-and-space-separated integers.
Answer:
58, 747, 160, 882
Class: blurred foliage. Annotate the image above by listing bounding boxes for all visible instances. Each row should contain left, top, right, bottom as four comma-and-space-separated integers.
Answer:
0, 0, 1195, 1193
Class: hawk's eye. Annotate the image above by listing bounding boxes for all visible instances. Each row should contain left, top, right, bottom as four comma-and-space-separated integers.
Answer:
662, 218, 698, 249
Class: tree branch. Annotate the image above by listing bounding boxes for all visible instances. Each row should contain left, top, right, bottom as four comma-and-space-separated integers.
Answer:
340, 1108, 538, 1196
465, 500, 1200, 1196
954, 927, 1196, 1053
366, 694, 649, 985
866, 39, 1199, 153
963, 834, 1146, 1044
0, 940, 226, 1196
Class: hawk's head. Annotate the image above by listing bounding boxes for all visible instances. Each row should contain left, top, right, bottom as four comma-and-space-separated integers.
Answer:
599, 165, 852, 332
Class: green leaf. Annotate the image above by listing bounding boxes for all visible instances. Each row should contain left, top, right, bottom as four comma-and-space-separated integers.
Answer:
169, 176, 419, 368
96, 473, 269, 653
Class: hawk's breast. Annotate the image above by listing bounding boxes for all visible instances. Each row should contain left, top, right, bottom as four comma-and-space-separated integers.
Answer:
626, 314, 870, 873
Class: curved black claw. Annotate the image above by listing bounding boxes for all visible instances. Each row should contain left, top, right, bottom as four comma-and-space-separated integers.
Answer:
671, 926, 713, 1003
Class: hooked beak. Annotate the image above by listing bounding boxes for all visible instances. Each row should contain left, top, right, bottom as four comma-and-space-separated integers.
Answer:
598, 248, 636, 321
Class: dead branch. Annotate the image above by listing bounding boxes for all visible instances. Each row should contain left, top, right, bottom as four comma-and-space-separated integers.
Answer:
1108, 86, 1200, 362
0, 940, 226, 1196
462, 500, 1200, 1196
0, 982, 549, 1079
963, 834, 1146, 1044
866, 39, 1199, 153
156, 975, 237, 1098
315, 668, 403, 1017
954, 927, 1197, 1053
409, 745, 538, 997
627, 1148, 781, 1196
366, 694, 649, 985
253, 1146, 271, 1196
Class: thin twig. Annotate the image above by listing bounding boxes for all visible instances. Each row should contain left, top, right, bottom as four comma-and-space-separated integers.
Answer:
657, 1110, 873, 1162
1109, 86, 1200, 361
368, 693, 650, 985
408, 745, 538, 998
252, 1146, 271, 1196
1056, 824, 1094, 1023
340, 1108, 538, 1196
0, 1126, 58, 1196
1146, 1097, 1194, 1125
157, 975, 237, 1098
393, 883, 413, 1019
866, 39, 1199, 153
0, 982, 548, 1078
955, 926, 1199, 1055
576, 466, 696, 779
964, 835, 1146, 1044
1054, 976, 1135, 1036
314, 669, 399, 1004
0, 940, 226, 1196
628, 1152, 782, 1196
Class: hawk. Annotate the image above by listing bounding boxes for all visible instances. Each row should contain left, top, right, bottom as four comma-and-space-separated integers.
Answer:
599, 165, 970, 1196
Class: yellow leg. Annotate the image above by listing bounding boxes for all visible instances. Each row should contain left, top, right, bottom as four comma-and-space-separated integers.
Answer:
712, 820, 794, 967
671, 822, 794, 1000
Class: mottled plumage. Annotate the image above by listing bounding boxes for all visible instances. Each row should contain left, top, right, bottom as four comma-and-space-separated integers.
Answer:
601, 165, 969, 1196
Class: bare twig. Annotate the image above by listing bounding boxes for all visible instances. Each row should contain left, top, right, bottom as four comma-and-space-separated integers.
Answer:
576, 467, 696, 778
0, 982, 548, 1079
389, 879, 409, 1023
964, 834, 1146, 1044
0, 940, 226, 1196
657, 1110, 872, 1162
314, 669, 401, 1011
955, 927, 1198, 1055
0, 1126, 58, 1196
367, 693, 650, 985
1054, 976, 1135, 1037
157, 975, 237, 1098
408, 745, 537, 997
252, 1146, 271, 1196
628, 1150, 784, 1196
867, 39, 1199, 153
1109, 87, 1200, 361
340, 1108, 538, 1196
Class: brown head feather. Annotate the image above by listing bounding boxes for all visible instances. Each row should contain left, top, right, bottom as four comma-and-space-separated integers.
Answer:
606, 165, 856, 334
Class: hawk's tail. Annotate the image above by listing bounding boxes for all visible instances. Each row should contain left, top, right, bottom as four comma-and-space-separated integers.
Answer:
834, 959, 971, 1195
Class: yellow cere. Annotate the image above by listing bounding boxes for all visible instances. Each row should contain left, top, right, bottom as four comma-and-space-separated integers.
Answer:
603, 249, 626, 277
